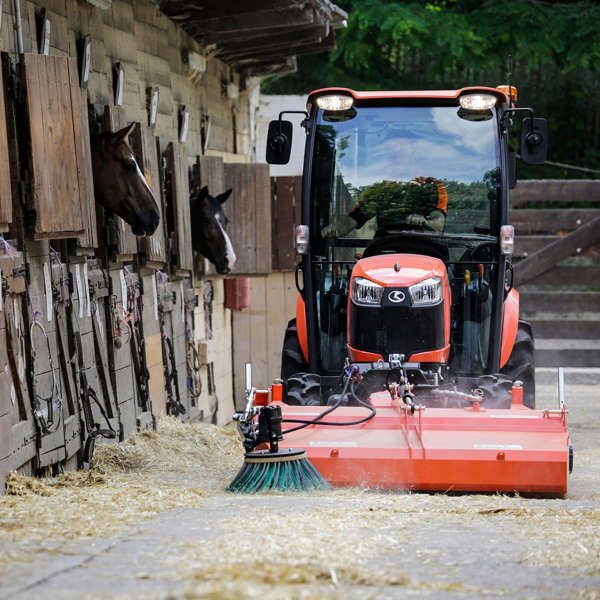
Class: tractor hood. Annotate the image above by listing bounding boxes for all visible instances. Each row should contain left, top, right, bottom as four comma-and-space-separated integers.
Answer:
352, 254, 447, 287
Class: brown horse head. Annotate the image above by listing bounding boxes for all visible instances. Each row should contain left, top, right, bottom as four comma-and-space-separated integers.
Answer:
90, 123, 160, 237
191, 186, 236, 275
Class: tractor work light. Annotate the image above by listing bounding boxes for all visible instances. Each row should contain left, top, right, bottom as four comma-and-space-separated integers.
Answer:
459, 94, 497, 111
352, 277, 384, 305
500, 225, 515, 255
409, 277, 442, 306
295, 225, 310, 254
316, 95, 354, 111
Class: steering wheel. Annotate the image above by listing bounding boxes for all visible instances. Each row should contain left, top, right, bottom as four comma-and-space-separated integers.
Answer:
379, 219, 437, 234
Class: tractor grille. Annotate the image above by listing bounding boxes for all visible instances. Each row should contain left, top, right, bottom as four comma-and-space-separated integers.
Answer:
350, 287, 445, 359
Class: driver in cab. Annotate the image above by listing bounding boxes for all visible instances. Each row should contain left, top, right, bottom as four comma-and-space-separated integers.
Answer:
321, 130, 448, 240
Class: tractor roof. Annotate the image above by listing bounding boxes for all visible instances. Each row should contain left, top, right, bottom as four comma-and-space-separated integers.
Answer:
307, 86, 510, 106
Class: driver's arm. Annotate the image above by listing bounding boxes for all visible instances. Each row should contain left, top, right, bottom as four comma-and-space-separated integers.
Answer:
321, 215, 359, 240
426, 211, 445, 232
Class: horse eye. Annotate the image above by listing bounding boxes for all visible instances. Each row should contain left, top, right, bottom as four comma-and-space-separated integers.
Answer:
125, 161, 136, 173
201, 216, 210, 224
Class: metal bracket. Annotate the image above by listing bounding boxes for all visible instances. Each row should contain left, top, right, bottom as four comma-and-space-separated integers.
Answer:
12, 263, 29, 280
24, 430, 37, 445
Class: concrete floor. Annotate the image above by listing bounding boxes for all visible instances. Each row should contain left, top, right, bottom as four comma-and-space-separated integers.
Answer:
0, 378, 598, 600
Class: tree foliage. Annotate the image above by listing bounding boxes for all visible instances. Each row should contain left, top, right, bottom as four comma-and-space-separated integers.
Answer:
263, 0, 600, 178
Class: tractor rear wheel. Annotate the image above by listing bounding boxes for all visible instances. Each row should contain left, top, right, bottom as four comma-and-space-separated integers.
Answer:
477, 374, 514, 409
287, 373, 321, 406
500, 320, 535, 409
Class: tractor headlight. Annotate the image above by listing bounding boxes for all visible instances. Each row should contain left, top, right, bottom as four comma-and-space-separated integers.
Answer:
459, 94, 497, 110
352, 277, 384, 305
409, 277, 443, 306
316, 95, 354, 111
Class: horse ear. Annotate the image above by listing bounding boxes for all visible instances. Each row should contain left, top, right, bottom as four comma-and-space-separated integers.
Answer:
111, 123, 136, 144
216, 188, 233, 204
198, 186, 209, 201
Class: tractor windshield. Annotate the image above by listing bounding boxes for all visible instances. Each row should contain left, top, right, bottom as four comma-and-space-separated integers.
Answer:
309, 105, 502, 374
311, 105, 501, 244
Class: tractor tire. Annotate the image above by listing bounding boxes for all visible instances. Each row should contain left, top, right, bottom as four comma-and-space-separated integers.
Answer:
281, 319, 309, 382
476, 374, 514, 409
500, 320, 535, 409
286, 373, 322, 406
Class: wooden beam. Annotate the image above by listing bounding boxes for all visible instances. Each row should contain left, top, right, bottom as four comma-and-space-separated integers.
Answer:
514, 214, 600, 286
216, 24, 328, 54
198, 21, 323, 45
509, 208, 600, 234
515, 235, 600, 258
161, 0, 305, 21
183, 5, 316, 34
511, 179, 600, 205
228, 30, 335, 62
239, 57, 297, 77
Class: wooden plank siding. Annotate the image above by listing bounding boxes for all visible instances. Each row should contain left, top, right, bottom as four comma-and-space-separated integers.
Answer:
22, 54, 95, 240
271, 176, 302, 271
223, 163, 272, 276
104, 106, 138, 256
166, 142, 193, 272
130, 123, 168, 264
0, 62, 12, 231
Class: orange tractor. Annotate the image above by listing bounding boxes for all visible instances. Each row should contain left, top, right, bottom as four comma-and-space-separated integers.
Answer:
235, 86, 570, 495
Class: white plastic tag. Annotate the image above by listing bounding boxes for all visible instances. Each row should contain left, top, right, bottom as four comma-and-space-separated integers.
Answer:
94, 299, 104, 339
152, 275, 158, 320
120, 270, 128, 310
76, 264, 83, 319
43, 263, 52, 322
84, 263, 91, 318
180, 280, 185, 322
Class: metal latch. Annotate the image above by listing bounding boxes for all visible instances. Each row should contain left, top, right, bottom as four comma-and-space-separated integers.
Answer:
13, 263, 29, 279
24, 430, 37, 445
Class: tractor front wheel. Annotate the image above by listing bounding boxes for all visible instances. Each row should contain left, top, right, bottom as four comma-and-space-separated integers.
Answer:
281, 319, 320, 405
500, 320, 535, 409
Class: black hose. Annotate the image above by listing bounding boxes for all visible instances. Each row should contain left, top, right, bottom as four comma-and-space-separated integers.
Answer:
282, 373, 376, 432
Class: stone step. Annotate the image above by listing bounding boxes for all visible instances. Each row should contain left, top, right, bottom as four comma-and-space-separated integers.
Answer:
535, 367, 600, 386
523, 312, 600, 339
535, 339, 600, 368
519, 291, 600, 313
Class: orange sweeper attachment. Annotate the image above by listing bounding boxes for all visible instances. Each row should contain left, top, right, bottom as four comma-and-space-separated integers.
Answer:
227, 86, 570, 495
230, 364, 570, 495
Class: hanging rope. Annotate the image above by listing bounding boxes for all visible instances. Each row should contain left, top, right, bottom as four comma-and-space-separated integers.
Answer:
185, 304, 202, 400
29, 319, 63, 437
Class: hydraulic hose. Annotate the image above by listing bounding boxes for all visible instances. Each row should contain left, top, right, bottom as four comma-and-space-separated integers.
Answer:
282, 370, 376, 433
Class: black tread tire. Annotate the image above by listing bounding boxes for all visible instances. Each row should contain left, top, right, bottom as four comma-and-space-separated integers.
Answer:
477, 374, 514, 409
287, 373, 322, 406
500, 320, 535, 409
281, 319, 309, 382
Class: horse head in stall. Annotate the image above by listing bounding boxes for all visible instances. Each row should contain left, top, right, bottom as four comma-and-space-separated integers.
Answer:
190, 186, 236, 275
90, 124, 160, 236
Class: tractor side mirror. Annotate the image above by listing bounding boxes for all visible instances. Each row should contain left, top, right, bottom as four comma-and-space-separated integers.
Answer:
266, 120, 293, 165
520, 118, 548, 164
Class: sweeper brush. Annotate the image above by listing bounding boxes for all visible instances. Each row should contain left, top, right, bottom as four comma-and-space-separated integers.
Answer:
227, 370, 330, 493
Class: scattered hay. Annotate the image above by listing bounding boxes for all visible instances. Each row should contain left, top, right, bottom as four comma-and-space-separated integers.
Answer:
1, 417, 600, 597
0, 418, 244, 550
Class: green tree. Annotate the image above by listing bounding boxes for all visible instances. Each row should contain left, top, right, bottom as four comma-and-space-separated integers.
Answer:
264, 0, 600, 178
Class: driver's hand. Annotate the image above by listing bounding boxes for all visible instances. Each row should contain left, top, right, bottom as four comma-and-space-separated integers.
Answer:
320, 216, 358, 240
405, 214, 426, 227
321, 223, 341, 240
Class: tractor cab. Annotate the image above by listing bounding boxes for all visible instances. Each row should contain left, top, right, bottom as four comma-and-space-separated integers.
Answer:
267, 87, 548, 410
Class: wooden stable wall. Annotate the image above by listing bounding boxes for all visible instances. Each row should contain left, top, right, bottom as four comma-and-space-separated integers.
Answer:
0, 0, 270, 490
